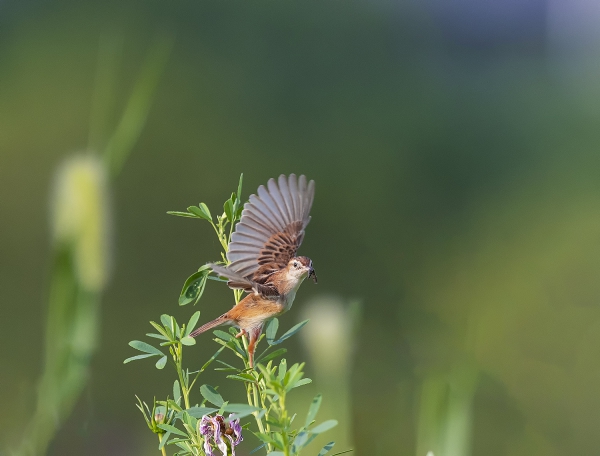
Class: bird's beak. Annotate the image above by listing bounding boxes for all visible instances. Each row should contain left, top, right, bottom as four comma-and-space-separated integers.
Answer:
308, 267, 318, 284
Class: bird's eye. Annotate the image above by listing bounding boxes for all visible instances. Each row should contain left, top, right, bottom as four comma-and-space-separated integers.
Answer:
293, 261, 298, 268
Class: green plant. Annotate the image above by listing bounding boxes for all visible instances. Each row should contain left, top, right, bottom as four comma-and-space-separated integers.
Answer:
125, 175, 347, 456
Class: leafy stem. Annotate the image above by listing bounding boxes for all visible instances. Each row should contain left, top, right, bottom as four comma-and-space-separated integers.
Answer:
125, 174, 343, 456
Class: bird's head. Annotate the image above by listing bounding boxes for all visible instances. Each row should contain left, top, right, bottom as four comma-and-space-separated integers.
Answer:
287, 256, 317, 284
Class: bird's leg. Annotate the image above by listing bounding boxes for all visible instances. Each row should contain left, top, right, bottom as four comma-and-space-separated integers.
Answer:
235, 328, 247, 339
247, 326, 263, 368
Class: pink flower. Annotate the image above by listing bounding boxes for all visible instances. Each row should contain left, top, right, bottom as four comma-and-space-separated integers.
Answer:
199, 414, 243, 456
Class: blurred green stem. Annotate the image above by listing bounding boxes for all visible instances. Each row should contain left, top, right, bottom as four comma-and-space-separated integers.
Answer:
15, 33, 171, 456
158, 434, 167, 456
16, 249, 100, 456
103, 35, 173, 177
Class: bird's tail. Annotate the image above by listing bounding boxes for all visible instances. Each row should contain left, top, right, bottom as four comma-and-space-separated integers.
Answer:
190, 314, 230, 338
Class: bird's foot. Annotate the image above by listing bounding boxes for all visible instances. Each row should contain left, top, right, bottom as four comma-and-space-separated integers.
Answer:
235, 329, 247, 339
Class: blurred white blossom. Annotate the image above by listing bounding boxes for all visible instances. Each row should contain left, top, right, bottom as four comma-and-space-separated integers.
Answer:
52, 154, 111, 292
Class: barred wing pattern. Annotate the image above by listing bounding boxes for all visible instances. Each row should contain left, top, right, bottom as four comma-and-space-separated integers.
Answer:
212, 174, 315, 290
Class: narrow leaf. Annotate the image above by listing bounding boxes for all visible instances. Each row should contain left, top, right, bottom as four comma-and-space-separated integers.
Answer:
317, 442, 336, 456
272, 320, 309, 345
157, 424, 187, 437
265, 318, 279, 345
184, 406, 218, 418
213, 330, 233, 341
179, 271, 208, 306
290, 378, 312, 389
198, 202, 212, 221
249, 443, 266, 454
222, 403, 261, 418
155, 356, 168, 369
237, 173, 244, 200
224, 198, 234, 222
293, 432, 309, 452
173, 380, 181, 404
311, 420, 338, 434
180, 336, 196, 346
200, 384, 224, 406
123, 353, 156, 363
226, 373, 256, 383
129, 340, 163, 356
187, 206, 205, 218
160, 314, 171, 328
158, 431, 171, 449
256, 348, 287, 365
185, 311, 201, 336
200, 345, 225, 372
167, 210, 197, 218
305, 394, 322, 427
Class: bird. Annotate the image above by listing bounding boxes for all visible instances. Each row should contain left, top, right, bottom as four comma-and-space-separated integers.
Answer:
190, 174, 317, 367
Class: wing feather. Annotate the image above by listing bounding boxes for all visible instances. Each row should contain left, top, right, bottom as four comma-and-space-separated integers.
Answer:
288, 174, 299, 220
210, 264, 278, 296
256, 186, 287, 229
219, 174, 314, 286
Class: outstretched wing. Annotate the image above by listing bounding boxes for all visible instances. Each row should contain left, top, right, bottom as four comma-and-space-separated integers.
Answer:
213, 174, 315, 288
209, 264, 280, 297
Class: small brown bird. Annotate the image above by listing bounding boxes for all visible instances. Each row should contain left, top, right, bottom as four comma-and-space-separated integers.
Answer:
190, 174, 317, 366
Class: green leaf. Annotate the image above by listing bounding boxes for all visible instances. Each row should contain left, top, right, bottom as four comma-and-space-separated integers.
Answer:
123, 353, 156, 363
158, 431, 171, 449
290, 378, 312, 389
214, 360, 237, 372
267, 453, 285, 456
200, 346, 225, 372
160, 314, 171, 328
200, 384, 224, 406
278, 359, 287, 382
224, 197, 234, 222
167, 210, 197, 218
180, 336, 196, 346
255, 348, 287, 365
184, 406, 218, 418
305, 394, 322, 427
129, 340, 164, 356
253, 432, 278, 445
311, 420, 338, 434
187, 206, 204, 218
198, 203, 212, 221
272, 320, 309, 345
218, 400, 229, 416
265, 318, 279, 345
155, 356, 168, 369
184, 311, 201, 336
292, 432, 310, 452
157, 424, 187, 437
173, 380, 181, 404
226, 373, 256, 383
179, 271, 208, 306
222, 403, 261, 419
213, 330, 233, 341
150, 321, 170, 339
146, 332, 169, 340
236, 173, 243, 203
317, 442, 336, 456
249, 443, 266, 454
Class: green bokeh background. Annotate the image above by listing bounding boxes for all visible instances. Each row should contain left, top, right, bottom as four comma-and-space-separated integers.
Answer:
2, 1, 600, 455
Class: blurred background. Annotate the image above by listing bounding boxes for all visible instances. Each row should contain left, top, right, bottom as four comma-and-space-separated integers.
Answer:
2, 0, 600, 455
